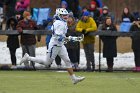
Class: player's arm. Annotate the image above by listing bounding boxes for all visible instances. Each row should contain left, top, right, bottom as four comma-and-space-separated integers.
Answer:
51, 21, 66, 42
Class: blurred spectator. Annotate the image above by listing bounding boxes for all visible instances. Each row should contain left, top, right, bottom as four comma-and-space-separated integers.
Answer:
0, 15, 6, 30
121, 7, 134, 23
61, 0, 80, 19
16, 0, 30, 22
60, 1, 68, 10
15, 0, 30, 17
99, 6, 114, 23
79, 6, 88, 18
98, 6, 114, 30
0, 0, 4, 15
3, 0, 17, 19
100, 17, 117, 72
60, 1, 73, 16
76, 11, 97, 72
6, 17, 19, 69
16, 11, 40, 67
65, 15, 80, 71
130, 16, 140, 72
120, 8, 134, 32
88, 0, 100, 26
91, 0, 103, 8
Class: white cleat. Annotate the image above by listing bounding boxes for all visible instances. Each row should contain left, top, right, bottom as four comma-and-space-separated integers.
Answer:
72, 76, 85, 84
10, 65, 17, 69
20, 53, 29, 65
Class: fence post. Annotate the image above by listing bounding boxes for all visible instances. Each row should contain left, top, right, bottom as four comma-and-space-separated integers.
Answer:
98, 37, 101, 72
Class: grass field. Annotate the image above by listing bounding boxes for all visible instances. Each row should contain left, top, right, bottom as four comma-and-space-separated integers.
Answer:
0, 71, 140, 93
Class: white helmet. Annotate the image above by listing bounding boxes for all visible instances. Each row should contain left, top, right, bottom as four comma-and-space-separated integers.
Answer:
56, 8, 69, 16
55, 8, 69, 21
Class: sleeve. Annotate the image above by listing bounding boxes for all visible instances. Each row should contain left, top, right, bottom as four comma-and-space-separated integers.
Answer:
75, 21, 83, 32
86, 18, 97, 32
16, 21, 23, 32
33, 21, 38, 30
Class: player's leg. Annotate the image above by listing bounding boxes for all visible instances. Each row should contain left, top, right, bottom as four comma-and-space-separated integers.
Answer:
20, 53, 48, 66
59, 45, 85, 84
20, 45, 59, 67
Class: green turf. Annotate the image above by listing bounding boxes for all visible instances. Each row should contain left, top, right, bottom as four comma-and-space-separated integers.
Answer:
0, 71, 140, 93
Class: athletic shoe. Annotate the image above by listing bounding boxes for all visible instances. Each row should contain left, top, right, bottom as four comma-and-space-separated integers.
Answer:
10, 65, 17, 69
72, 76, 85, 84
20, 53, 29, 65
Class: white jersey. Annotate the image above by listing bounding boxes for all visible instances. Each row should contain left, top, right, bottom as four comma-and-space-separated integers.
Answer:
49, 20, 68, 47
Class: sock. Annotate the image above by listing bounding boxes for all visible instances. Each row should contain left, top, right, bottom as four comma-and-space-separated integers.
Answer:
70, 74, 76, 80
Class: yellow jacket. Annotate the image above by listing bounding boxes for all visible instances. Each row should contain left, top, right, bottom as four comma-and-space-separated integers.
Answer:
76, 17, 97, 44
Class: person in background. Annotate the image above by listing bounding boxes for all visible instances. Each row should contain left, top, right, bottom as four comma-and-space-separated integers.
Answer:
98, 6, 115, 30
65, 15, 80, 71
0, 0, 4, 30
0, 0, 4, 15
15, 0, 30, 21
130, 16, 140, 72
3, 0, 17, 19
88, 0, 100, 26
6, 17, 19, 69
16, 11, 40, 68
121, 7, 134, 23
120, 7, 134, 32
3, 0, 17, 30
76, 11, 97, 72
60, 1, 68, 10
79, 6, 88, 18
15, 0, 30, 15
62, 0, 80, 19
100, 17, 117, 72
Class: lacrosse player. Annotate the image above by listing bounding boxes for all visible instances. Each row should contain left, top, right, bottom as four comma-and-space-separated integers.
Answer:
20, 8, 85, 84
